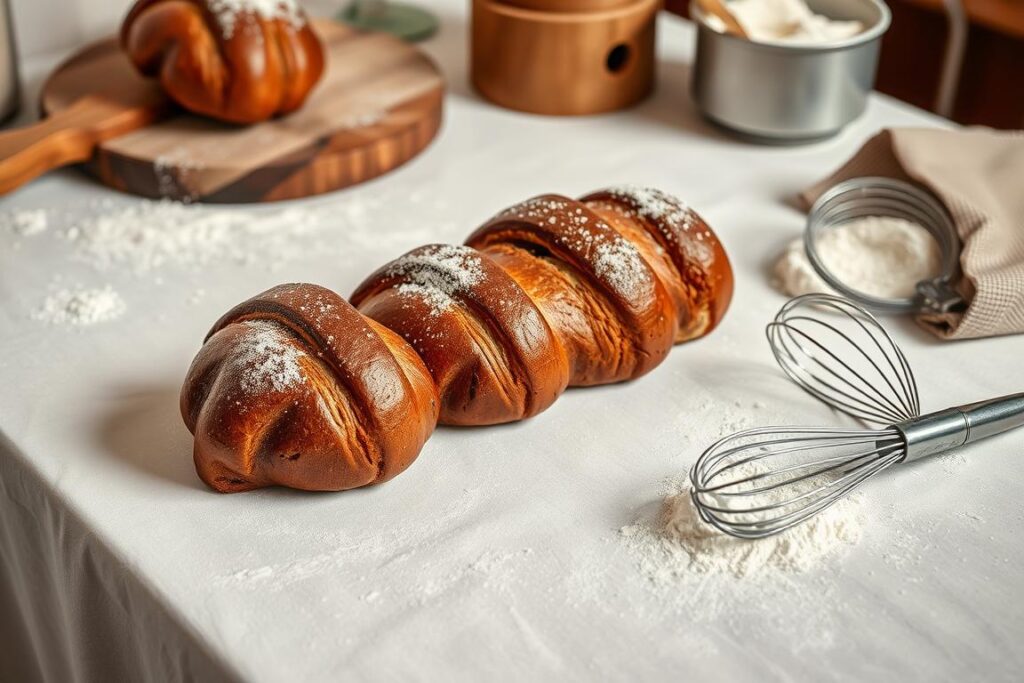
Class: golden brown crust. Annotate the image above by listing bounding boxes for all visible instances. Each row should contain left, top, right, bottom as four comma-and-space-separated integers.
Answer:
580, 187, 734, 341
466, 194, 677, 385
351, 245, 569, 425
181, 284, 437, 492
121, 0, 325, 124
181, 188, 733, 493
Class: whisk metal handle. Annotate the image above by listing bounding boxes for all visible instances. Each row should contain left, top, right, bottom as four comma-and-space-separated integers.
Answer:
961, 392, 1024, 442
896, 392, 1024, 462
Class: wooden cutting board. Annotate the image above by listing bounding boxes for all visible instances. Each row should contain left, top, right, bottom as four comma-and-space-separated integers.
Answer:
34, 20, 444, 203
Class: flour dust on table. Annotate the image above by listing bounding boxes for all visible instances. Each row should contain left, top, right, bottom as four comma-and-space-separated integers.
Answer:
1, 191, 448, 327
33, 285, 127, 326
2, 208, 48, 236
604, 468, 874, 652
64, 200, 329, 274
219, 485, 537, 606
4, 192, 445, 276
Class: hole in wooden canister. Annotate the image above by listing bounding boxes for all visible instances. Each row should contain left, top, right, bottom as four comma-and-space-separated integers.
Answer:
606, 43, 631, 73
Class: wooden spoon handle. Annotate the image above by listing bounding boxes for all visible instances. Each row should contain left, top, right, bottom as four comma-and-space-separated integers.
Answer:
695, 0, 748, 38
0, 95, 165, 195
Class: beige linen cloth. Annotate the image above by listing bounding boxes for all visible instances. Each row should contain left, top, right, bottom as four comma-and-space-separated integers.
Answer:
801, 127, 1024, 340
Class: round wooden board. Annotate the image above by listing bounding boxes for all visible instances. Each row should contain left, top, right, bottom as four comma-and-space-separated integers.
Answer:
41, 20, 445, 203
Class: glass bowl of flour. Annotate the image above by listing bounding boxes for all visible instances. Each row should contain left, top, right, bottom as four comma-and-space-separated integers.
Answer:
689, 0, 891, 142
776, 177, 964, 315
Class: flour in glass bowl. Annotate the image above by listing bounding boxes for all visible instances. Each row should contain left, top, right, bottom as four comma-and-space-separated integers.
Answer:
773, 215, 942, 300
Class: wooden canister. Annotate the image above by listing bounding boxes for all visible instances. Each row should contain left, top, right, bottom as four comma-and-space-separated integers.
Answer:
471, 0, 659, 115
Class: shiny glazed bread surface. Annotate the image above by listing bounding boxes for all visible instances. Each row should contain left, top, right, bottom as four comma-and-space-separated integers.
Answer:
121, 0, 325, 123
181, 188, 733, 492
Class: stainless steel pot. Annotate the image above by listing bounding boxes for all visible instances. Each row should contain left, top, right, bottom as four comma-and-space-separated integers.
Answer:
0, 0, 19, 123
690, 0, 891, 142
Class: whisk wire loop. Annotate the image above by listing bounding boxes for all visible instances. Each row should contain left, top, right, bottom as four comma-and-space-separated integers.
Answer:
700, 433, 895, 492
767, 294, 921, 425
690, 294, 1024, 540
770, 320, 912, 424
690, 425, 906, 538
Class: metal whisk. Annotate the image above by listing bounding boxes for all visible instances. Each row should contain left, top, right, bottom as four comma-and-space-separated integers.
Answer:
690, 293, 1024, 539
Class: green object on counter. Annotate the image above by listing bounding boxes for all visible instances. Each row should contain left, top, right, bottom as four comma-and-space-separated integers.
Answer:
340, 1, 439, 42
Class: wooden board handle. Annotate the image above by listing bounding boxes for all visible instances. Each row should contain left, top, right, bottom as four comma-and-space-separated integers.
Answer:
0, 95, 165, 195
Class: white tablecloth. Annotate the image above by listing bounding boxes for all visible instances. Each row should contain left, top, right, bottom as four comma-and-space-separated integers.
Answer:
2, 5, 1022, 682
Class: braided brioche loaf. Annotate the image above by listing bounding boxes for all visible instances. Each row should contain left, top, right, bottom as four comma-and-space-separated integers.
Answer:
121, 0, 325, 124
181, 188, 733, 492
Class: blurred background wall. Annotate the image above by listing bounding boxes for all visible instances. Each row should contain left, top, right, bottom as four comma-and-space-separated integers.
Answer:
9, 0, 1023, 128
10, 0, 134, 59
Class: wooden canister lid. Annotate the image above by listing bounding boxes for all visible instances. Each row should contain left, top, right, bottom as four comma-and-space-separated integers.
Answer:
497, 0, 636, 11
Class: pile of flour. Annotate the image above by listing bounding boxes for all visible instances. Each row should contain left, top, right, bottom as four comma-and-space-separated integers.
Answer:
621, 466, 864, 579
774, 215, 942, 300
